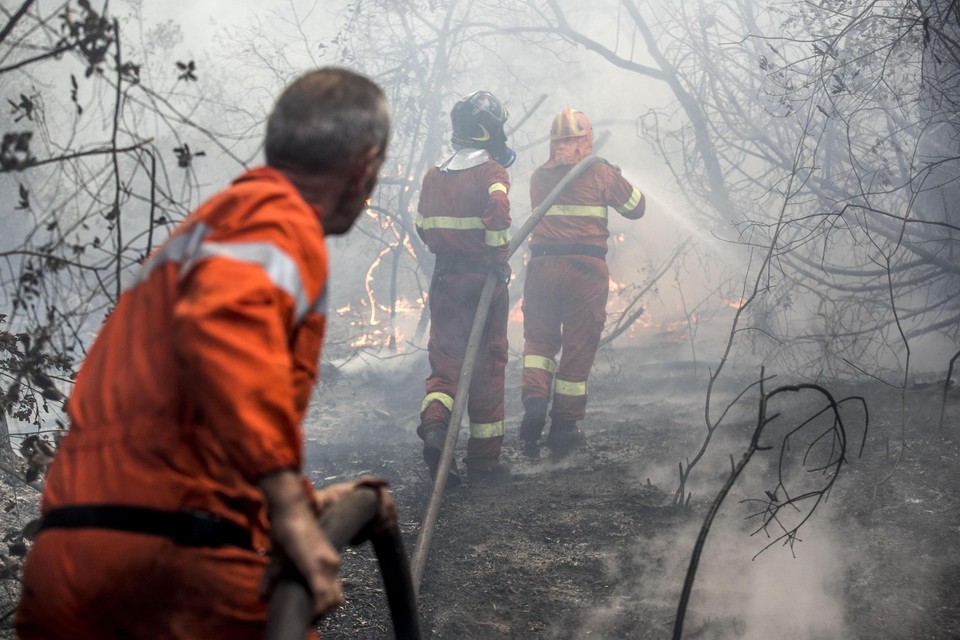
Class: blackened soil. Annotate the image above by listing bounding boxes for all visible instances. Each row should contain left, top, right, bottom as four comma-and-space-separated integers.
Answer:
306, 352, 960, 640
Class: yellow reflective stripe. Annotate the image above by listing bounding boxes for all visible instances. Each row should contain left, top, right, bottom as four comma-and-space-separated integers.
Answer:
415, 213, 424, 229
554, 379, 587, 396
485, 228, 510, 247
470, 420, 504, 439
616, 187, 643, 213
422, 392, 454, 413
416, 216, 485, 231
523, 355, 557, 374
488, 182, 507, 195
545, 204, 607, 218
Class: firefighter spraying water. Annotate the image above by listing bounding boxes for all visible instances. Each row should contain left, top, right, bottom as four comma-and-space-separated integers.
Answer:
519, 107, 646, 459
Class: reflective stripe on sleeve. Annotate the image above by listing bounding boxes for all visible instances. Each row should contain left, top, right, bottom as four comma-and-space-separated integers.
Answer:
183, 241, 311, 323
470, 420, 504, 439
134, 222, 211, 287
523, 355, 557, 374
422, 391, 454, 413
615, 187, 643, 214
132, 222, 324, 326
554, 378, 587, 396
488, 182, 508, 195
545, 204, 607, 218
416, 216, 486, 231
485, 228, 510, 247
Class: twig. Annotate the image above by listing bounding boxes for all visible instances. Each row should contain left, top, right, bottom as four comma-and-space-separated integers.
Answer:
673, 374, 865, 639
0, 141, 151, 173
600, 239, 690, 346
939, 350, 959, 435
505, 93, 548, 135
0, 0, 36, 47
110, 18, 123, 301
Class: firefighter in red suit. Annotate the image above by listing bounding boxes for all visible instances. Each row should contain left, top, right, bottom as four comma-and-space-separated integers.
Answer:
519, 107, 645, 458
415, 91, 515, 484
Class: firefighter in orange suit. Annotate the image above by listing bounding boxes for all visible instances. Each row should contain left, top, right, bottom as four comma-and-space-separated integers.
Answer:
519, 107, 645, 458
16, 68, 395, 640
416, 91, 515, 484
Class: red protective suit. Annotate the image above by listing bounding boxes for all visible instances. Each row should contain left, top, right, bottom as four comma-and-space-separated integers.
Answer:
521, 158, 644, 423
415, 149, 511, 470
16, 167, 328, 639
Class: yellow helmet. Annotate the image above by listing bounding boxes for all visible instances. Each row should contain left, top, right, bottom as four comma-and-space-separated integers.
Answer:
550, 107, 591, 140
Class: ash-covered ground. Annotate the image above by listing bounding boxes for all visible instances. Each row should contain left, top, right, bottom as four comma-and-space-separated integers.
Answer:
309, 345, 960, 640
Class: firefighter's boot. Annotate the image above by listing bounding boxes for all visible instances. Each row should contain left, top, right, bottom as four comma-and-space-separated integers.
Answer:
546, 418, 586, 459
519, 397, 549, 459
422, 427, 461, 488
466, 460, 511, 486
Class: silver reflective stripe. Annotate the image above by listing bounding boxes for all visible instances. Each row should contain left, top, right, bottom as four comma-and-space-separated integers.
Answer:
134, 222, 212, 286
438, 147, 489, 171
132, 222, 324, 326
182, 242, 311, 323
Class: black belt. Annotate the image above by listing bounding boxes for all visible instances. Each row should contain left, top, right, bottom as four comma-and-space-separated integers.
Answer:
40, 505, 254, 550
530, 244, 607, 260
434, 254, 494, 274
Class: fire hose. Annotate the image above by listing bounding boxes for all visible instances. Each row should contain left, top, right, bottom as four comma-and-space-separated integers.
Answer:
265, 485, 423, 640
409, 154, 606, 591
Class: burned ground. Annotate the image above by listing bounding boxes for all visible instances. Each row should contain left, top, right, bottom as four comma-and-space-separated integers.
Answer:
311, 347, 960, 640
0, 347, 955, 638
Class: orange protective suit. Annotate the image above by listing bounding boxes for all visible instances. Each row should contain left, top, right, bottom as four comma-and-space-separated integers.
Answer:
415, 149, 511, 469
16, 166, 329, 639
521, 148, 644, 423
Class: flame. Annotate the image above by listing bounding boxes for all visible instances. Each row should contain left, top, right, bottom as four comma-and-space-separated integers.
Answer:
349, 328, 391, 348
346, 320, 415, 352
659, 317, 693, 343
508, 298, 524, 324
340, 162, 428, 353
402, 235, 416, 258
363, 247, 392, 324
346, 289, 423, 353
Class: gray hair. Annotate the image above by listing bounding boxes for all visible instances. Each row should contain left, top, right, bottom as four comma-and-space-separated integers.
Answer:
266, 67, 390, 172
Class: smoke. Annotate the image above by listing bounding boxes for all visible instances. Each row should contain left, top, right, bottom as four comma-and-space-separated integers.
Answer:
690, 509, 852, 640
575, 489, 856, 639
572, 375, 877, 640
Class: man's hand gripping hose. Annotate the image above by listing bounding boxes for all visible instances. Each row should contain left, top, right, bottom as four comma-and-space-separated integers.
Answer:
263, 475, 422, 640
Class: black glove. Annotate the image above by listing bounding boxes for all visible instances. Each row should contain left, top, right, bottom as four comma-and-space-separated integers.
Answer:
490, 262, 511, 284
